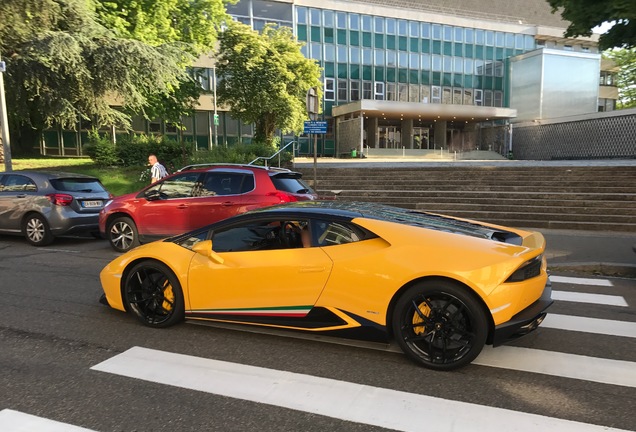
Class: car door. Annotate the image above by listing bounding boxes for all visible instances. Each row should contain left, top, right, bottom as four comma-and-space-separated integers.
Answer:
186, 170, 258, 230
0, 174, 39, 232
134, 172, 203, 236
186, 218, 333, 316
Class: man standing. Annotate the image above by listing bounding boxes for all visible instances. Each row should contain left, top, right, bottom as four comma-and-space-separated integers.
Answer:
148, 154, 168, 183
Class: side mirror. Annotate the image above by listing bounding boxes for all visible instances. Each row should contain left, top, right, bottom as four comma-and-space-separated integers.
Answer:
144, 189, 162, 201
192, 240, 224, 264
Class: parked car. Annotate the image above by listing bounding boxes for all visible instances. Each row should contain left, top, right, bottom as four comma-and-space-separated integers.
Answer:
0, 171, 111, 246
99, 164, 317, 252
99, 201, 552, 371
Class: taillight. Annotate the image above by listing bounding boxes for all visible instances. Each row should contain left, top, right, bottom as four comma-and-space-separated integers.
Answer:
46, 193, 73, 206
268, 191, 298, 203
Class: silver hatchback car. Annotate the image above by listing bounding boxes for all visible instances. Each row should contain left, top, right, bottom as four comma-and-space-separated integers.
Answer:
0, 171, 111, 246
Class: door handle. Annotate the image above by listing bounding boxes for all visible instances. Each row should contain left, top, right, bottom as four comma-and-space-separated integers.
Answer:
222, 201, 234, 206
176, 204, 188, 209
300, 266, 325, 273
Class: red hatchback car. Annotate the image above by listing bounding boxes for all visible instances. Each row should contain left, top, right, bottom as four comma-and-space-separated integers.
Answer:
99, 164, 317, 252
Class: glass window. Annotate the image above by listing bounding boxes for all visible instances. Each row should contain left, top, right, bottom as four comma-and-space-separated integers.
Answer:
350, 47, 361, 64
151, 172, 201, 199
505, 33, 514, 48
374, 49, 385, 66
475, 29, 485, 45
296, 7, 307, 24
495, 32, 505, 47
398, 20, 407, 36
454, 27, 463, 43
408, 84, 419, 102
474, 89, 483, 106
349, 14, 360, 31
474, 59, 484, 75
432, 24, 442, 40
453, 58, 463, 74
485, 60, 493, 76
337, 79, 348, 101
409, 53, 419, 69
515, 34, 524, 49
362, 48, 372, 65
361, 15, 372, 32
253, 0, 292, 21
443, 56, 452, 72
374, 16, 384, 33
1, 175, 37, 192
387, 50, 397, 67
494, 90, 503, 107
464, 58, 473, 74
495, 61, 503, 77
421, 23, 431, 38
409, 21, 419, 37
398, 84, 408, 101
432, 55, 442, 71
453, 88, 462, 104
564, 44, 573, 51
525, 35, 535, 50
310, 42, 322, 60
350, 81, 360, 100
431, 85, 441, 103
324, 27, 334, 43
336, 12, 346, 28
375, 82, 384, 100
363, 81, 373, 99
386, 83, 396, 101
333, 46, 346, 63
442, 87, 452, 104
484, 90, 493, 106
309, 9, 321, 26
386, 18, 396, 34
324, 78, 335, 101
399, 52, 408, 67
325, 45, 335, 62
421, 53, 430, 70
465, 28, 474, 44
323, 10, 334, 27
443, 26, 452, 41
485, 30, 494, 46
463, 88, 473, 105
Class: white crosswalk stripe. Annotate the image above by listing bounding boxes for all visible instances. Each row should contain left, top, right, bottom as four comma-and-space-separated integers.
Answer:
91, 346, 632, 432
550, 275, 614, 287
542, 313, 636, 338
552, 290, 629, 306
0, 409, 95, 432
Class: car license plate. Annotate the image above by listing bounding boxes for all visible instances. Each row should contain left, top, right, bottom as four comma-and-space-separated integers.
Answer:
82, 200, 103, 208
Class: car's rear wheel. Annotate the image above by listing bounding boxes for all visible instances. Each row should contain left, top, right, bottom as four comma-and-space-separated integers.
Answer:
392, 280, 488, 371
22, 213, 54, 246
108, 216, 139, 252
123, 261, 184, 328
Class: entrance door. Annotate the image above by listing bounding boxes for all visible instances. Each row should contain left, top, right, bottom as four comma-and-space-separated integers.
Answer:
413, 127, 430, 150
378, 126, 401, 149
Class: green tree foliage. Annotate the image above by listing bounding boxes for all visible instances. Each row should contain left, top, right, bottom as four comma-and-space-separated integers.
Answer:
605, 49, 636, 108
216, 22, 322, 146
546, 0, 636, 49
95, 0, 231, 55
0, 0, 197, 153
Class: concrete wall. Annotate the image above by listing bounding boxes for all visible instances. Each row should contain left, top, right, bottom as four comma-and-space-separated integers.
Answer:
336, 117, 363, 155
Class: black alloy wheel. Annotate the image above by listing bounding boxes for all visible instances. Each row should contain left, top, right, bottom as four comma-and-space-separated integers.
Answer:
108, 216, 140, 252
392, 281, 488, 371
22, 213, 54, 246
123, 261, 185, 328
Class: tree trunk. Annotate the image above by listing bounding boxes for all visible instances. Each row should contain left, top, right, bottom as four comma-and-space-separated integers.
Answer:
254, 115, 277, 147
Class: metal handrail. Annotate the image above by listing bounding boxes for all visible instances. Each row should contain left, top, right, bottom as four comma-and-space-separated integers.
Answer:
248, 140, 297, 168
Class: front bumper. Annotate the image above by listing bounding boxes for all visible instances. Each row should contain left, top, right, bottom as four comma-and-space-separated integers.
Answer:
491, 278, 553, 347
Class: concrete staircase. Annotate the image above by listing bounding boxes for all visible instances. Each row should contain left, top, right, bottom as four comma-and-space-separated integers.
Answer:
298, 165, 636, 232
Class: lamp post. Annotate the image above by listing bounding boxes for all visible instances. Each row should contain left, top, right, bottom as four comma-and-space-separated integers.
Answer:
212, 66, 219, 148
0, 53, 12, 171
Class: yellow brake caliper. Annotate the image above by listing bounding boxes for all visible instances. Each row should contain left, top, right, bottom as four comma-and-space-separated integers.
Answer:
412, 302, 431, 335
162, 281, 175, 312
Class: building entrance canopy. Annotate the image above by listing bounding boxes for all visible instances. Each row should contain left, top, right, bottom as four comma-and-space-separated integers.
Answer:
332, 100, 517, 122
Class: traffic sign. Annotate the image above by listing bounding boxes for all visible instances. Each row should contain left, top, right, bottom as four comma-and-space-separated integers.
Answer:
304, 120, 327, 134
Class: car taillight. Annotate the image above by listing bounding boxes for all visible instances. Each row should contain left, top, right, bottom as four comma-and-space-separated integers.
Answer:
268, 191, 298, 203
46, 193, 74, 206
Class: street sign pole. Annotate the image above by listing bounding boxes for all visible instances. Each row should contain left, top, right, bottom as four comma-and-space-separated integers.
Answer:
306, 88, 319, 190
0, 53, 12, 171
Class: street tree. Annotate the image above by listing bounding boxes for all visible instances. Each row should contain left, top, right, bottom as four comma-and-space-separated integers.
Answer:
546, 0, 636, 49
216, 22, 322, 146
605, 48, 636, 109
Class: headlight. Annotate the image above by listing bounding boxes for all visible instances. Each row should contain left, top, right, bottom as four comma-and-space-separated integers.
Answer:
506, 254, 543, 283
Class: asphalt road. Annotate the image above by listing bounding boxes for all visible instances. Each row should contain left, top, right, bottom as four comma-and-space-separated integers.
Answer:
0, 235, 635, 432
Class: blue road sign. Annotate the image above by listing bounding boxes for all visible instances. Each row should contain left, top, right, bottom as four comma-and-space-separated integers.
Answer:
304, 121, 327, 134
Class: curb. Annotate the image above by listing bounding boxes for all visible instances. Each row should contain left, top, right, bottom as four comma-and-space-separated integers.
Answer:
549, 262, 636, 278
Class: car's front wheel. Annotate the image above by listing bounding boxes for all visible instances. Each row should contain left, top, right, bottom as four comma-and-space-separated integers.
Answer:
22, 213, 54, 246
123, 261, 185, 328
392, 280, 488, 371
107, 216, 139, 252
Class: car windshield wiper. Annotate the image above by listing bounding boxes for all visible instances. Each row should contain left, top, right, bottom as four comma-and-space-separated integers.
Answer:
296, 188, 310, 194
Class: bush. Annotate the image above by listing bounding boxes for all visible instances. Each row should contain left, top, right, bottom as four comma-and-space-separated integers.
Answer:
184, 142, 293, 169
83, 130, 119, 167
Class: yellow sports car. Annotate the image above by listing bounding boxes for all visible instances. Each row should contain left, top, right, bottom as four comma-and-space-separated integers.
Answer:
99, 201, 552, 370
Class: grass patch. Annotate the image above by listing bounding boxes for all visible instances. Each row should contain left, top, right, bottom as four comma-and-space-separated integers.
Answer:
2, 157, 147, 195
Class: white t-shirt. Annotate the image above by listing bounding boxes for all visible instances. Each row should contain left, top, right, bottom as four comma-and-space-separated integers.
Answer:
151, 162, 168, 180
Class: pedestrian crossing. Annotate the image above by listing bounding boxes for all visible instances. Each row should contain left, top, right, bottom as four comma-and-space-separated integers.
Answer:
3, 275, 635, 432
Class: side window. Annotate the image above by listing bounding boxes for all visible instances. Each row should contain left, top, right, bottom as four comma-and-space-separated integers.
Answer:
0, 175, 37, 192
212, 219, 310, 252
200, 172, 254, 196
149, 172, 201, 199
313, 220, 366, 246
